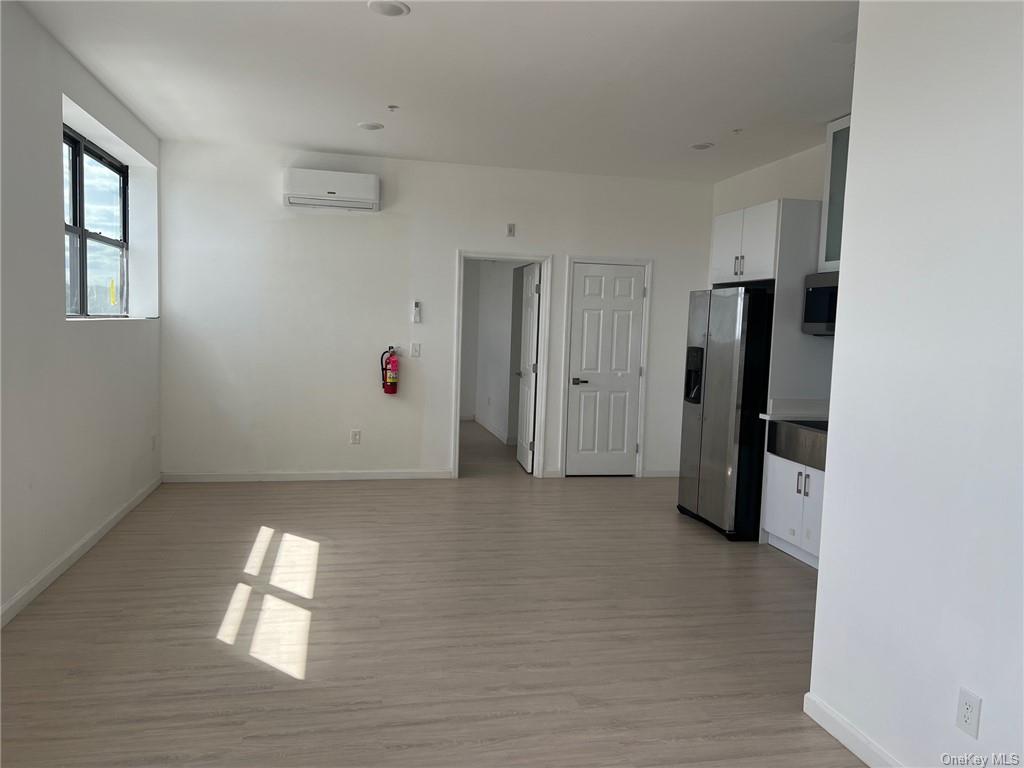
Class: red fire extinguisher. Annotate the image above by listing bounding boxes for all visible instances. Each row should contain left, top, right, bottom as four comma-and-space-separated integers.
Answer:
381, 346, 399, 395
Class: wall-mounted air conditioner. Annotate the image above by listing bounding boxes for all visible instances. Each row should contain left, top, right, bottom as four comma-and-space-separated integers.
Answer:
283, 168, 381, 211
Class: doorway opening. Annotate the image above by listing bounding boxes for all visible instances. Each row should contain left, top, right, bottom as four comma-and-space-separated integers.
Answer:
451, 250, 552, 479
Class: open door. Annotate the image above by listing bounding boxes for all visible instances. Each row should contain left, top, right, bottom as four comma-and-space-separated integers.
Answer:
515, 263, 540, 472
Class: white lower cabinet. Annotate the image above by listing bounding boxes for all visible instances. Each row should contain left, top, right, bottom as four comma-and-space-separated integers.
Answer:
763, 453, 803, 546
800, 466, 824, 557
762, 453, 824, 565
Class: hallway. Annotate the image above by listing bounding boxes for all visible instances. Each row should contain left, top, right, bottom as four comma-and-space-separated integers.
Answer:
458, 420, 528, 479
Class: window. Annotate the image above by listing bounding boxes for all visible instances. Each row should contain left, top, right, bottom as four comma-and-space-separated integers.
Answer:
63, 126, 128, 316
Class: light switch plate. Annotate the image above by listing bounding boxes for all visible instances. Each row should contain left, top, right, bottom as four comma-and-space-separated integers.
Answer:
411, 343, 421, 358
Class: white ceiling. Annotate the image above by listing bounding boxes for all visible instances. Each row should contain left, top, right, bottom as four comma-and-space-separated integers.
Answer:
29, 1, 857, 182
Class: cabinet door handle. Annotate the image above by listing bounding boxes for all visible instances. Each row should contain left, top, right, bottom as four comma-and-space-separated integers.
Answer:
733, 256, 738, 276
796, 471, 803, 495
804, 473, 810, 497
740, 254, 745, 275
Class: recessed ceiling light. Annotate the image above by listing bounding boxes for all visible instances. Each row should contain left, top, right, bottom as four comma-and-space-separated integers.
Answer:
368, 1, 411, 17
358, 121, 384, 131
691, 142, 715, 150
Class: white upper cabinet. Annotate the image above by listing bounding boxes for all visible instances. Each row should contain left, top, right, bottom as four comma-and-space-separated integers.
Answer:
818, 115, 850, 273
709, 209, 743, 284
738, 200, 779, 281
709, 198, 818, 286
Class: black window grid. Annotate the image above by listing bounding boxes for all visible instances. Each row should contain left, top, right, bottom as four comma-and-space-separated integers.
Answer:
63, 124, 129, 317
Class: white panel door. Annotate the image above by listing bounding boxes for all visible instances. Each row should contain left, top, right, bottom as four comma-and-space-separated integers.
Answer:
738, 200, 779, 280
762, 453, 804, 546
800, 466, 824, 557
565, 263, 645, 475
709, 209, 743, 284
516, 263, 540, 472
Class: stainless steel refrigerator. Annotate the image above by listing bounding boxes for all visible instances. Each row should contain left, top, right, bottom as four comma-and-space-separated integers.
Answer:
677, 286, 773, 540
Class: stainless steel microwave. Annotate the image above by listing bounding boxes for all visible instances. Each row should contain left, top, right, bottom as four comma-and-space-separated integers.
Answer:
803, 271, 839, 335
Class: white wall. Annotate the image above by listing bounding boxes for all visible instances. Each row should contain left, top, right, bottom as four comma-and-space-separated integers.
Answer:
807, 3, 1023, 766
160, 142, 711, 478
473, 261, 517, 443
458, 260, 480, 420
713, 143, 826, 215
1, 3, 161, 620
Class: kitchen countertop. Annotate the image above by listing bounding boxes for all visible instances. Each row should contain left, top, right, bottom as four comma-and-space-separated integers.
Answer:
760, 398, 828, 423
759, 412, 829, 422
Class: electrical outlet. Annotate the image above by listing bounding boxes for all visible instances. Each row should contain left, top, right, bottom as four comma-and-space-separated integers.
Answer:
411, 343, 421, 358
350, 429, 361, 445
956, 687, 982, 739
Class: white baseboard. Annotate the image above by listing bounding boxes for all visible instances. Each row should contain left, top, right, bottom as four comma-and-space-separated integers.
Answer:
804, 692, 902, 767
161, 469, 453, 482
474, 417, 507, 444
766, 533, 820, 569
2, 475, 162, 626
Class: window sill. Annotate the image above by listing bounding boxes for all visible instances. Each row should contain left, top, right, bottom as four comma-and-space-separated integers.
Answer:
65, 315, 159, 322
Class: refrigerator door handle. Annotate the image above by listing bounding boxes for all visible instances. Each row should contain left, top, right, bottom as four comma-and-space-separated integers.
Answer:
796, 471, 803, 495
733, 256, 739, 276
804, 473, 810, 497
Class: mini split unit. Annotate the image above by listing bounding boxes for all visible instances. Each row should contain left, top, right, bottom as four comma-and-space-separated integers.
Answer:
283, 168, 381, 211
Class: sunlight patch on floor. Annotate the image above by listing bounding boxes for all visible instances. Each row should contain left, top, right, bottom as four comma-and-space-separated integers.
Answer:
248, 594, 311, 679
269, 533, 319, 599
216, 527, 319, 680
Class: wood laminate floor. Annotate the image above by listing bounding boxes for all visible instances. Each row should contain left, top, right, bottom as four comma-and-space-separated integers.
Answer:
2, 423, 860, 767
